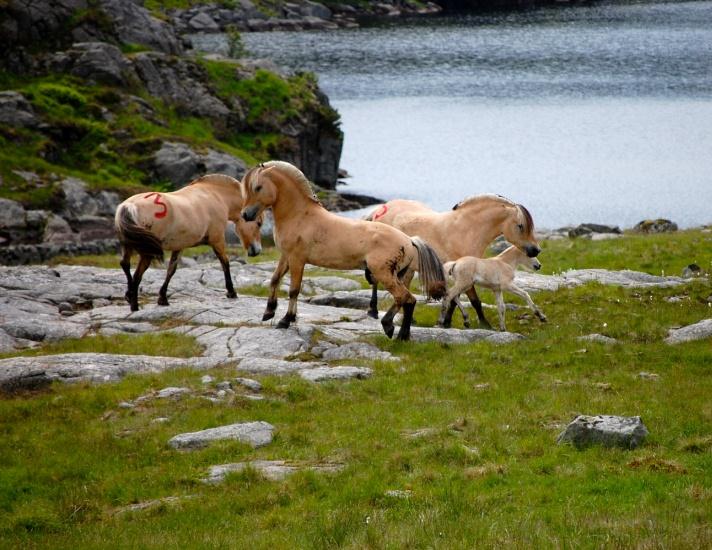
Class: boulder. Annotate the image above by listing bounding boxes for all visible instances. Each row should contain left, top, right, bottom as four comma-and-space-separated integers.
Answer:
167, 421, 274, 450
577, 333, 617, 345
321, 342, 394, 361
43, 214, 78, 244
665, 318, 712, 344
0, 198, 26, 230
60, 177, 98, 218
681, 263, 702, 279
64, 42, 135, 86
188, 12, 220, 32
0, 91, 39, 128
557, 415, 649, 449
633, 219, 678, 234
568, 223, 622, 238
202, 149, 247, 179
300, 1, 333, 19
204, 460, 343, 484
299, 365, 372, 382
153, 142, 201, 187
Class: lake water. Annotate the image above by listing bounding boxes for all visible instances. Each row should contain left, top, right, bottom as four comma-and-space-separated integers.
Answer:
191, 1, 712, 228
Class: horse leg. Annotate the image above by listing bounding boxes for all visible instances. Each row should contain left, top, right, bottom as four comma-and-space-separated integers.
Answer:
365, 268, 379, 319
465, 286, 493, 329
264, 255, 289, 321
120, 247, 133, 304
277, 258, 304, 329
396, 297, 416, 341
157, 250, 181, 306
438, 282, 466, 328
508, 285, 548, 323
494, 290, 507, 331
129, 255, 152, 312
212, 241, 236, 299
457, 297, 471, 328
379, 277, 412, 340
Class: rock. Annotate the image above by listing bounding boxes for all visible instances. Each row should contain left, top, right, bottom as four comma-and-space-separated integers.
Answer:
94, 191, 121, 217
591, 233, 623, 241
60, 177, 98, 219
637, 372, 660, 381
556, 415, 649, 449
568, 223, 622, 238
385, 490, 412, 499
64, 42, 135, 86
0, 353, 222, 392
665, 318, 712, 344
300, 1, 332, 19
112, 495, 193, 516
167, 421, 274, 450
202, 149, 247, 180
99, 0, 183, 55
308, 290, 383, 310
204, 460, 343, 484
188, 12, 220, 32
402, 428, 437, 439
321, 342, 394, 361
307, 276, 361, 292
633, 219, 678, 234
299, 365, 372, 382
152, 142, 201, 187
43, 214, 78, 244
0, 91, 39, 128
0, 198, 26, 230
234, 377, 262, 392
681, 263, 702, 279
577, 333, 617, 345
156, 386, 191, 399
215, 381, 232, 391
201, 375, 215, 384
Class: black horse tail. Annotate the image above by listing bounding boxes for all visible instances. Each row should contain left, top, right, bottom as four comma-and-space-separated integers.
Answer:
115, 204, 164, 263
411, 237, 446, 300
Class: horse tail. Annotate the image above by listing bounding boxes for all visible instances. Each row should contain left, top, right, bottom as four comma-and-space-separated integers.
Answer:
411, 237, 446, 300
114, 203, 164, 263
443, 260, 456, 278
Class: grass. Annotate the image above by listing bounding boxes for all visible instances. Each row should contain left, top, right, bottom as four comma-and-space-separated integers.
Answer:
0, 231, 710, 547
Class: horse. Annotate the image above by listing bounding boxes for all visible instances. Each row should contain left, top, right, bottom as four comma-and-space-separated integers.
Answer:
240, 161, 447, 341
114, 174, 263, 312
365, 195, 540, 328
439, 245, 547, 331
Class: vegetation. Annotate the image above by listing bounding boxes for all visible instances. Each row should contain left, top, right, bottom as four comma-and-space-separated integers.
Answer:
0, 231, 710, 547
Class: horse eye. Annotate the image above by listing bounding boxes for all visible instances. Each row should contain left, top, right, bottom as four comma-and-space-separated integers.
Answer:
517, 223, 524, 232
255, 185, 263, 192
257, 221, 262, 228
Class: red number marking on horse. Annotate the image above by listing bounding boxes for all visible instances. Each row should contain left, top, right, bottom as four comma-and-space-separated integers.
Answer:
372, 204, 388, 221
143, 192, 168, 219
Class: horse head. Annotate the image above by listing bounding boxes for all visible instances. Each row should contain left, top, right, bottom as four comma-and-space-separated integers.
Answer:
501, 203, 540, 258
241, 164, 277, 222
234, 211, 264, 257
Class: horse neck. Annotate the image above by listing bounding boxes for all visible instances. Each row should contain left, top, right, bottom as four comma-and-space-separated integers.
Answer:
271, 176, 320, 224
453, 200, 515, 256
497, 246, 523, 268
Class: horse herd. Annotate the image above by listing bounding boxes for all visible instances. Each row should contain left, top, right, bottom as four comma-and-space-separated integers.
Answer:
114, 161, 546, 341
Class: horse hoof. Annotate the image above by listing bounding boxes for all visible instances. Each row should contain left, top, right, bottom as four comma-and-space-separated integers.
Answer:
276, 320, 290, 329
540, 316, 548, 323
367, 310, 379, 319
382, 324, 395, 339
226, 292, 237, 299
262, 311, 275, 322
157, 297, 169, 306
396, 332, 411, 341
463, 321, 471, 329
130, 305, 139, 312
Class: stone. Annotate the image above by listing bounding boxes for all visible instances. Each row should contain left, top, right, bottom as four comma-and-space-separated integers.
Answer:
681, 263, 702, 279
201, 375, 215, 384
577, 333, 617, 345
385, 490, 412, 499
99, 0, 183, 55
65, 42, 134, 86
321, 342, 394, 361
633, 219, 678, 234
234, 377, 262, 392
60, 177, 98, 219
167, 421, 274, 450
637, 372, 660, 381
307, 276, 361, 292
299, 366, 372, 382
188, 12, 220, 32
153, 142, 201, 187
215, 381, 232, 391
568, 223, 622, 238
43, 214, 78, 244
204, 460, 343, 484
665, 318, 712, 344
0, 198, 26, 229
156, 386, 191, 399
556, 415, 649, 449
300, 1, 333, 19
202, 149, 247, 180
0, 91, 38, 128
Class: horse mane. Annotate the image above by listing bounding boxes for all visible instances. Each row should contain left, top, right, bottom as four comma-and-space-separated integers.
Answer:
453, 194, 534, 232
261, 160, 321, 206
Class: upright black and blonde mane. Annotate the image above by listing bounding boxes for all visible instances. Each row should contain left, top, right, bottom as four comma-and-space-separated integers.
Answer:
452, 194, 534, 233
247, 161, 321, 205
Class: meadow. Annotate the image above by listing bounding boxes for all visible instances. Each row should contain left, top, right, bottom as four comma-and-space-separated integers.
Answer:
0, 230, 711, 548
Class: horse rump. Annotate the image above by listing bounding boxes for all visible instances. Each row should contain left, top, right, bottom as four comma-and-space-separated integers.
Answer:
115, 204, 164, 263
411, 237, 446, 300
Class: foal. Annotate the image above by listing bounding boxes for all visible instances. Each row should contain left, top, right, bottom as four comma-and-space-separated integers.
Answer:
439, 246, 547, 331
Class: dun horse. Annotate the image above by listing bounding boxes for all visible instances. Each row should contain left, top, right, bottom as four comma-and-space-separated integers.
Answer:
366, 195, 540, 327
114, 174, 263, 311
240, 161, 446, 341
439, 246, 548, 331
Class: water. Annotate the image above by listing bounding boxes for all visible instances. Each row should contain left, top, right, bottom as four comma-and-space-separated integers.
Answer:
191, 1, 712, 228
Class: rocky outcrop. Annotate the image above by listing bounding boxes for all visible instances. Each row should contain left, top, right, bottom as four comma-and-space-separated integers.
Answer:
153, 142, 247, 187
633, 219, 678, 234
665, 318, 712, 345
167, 421, 275, 449
0, 91, 39, 128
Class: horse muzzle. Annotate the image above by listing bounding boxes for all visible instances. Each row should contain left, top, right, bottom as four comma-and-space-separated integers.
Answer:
247, 243, 262, 257
526, 245, 541, 258
532, 260, 542, 271
242, 205, 261, 222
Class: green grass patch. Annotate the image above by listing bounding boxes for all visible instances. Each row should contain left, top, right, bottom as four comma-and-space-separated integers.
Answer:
0, 232, 710, 547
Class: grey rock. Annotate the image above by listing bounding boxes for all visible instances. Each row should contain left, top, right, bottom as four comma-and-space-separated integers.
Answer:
153, 142, 200, 187
0, 198, 26, 229
385, 490, 412, 499
215, 381, 232, 391
633, 219, 678, 234
321, 342, 394, 361
188, 12, 220, 32
681, 263, 702, 279
0, 353, 222, 392
568, 223, 622, 238
112, 495, 193, 515
300, 2, 332, 19
202, 149, 247, 180
167, 421, 274, 450
0, 91, 38, 128
577, 333, 618, 345
665, 318, 712, 344
65, 42, 134, 86
94, 191, 121, 216
234, 377, 262, 392
156, 386, 191, 399
60, 177, 98, 219
637, 372, 660, 381
201, 375, 215, 384
237, 358, 312, 376
204, 460, 343, 484
591, 233, 623, 241
299, 366, 372, 382
557, 415, 649, 449
43, 214, 78, 244
307, 276, 361, 292
99, 0, 183, 55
